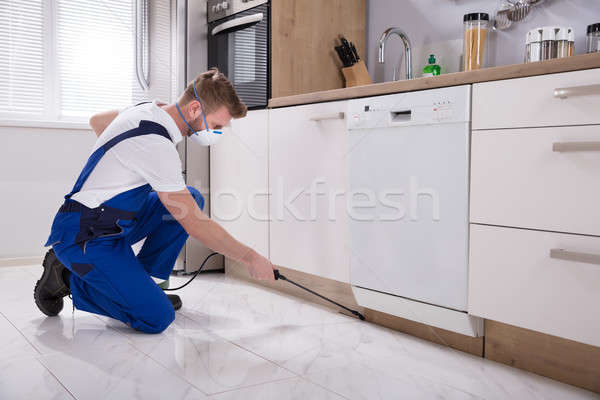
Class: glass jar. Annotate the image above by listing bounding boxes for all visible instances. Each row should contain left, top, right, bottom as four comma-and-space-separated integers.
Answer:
587, 23, 600, 53
540, 26, 556, 61
463, 13, 489, 71
555, 27, 573, 59
568, 28, 574, 56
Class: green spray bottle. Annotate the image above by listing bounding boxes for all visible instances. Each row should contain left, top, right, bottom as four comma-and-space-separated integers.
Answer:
423, 54, 441, 77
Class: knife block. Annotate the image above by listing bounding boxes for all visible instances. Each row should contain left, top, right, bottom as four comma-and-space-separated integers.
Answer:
342, 60, 372, 87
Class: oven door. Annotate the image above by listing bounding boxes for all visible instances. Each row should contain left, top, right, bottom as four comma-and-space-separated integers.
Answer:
208, 3, 269, 109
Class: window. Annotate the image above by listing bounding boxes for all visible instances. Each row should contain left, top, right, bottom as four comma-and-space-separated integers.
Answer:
0, 0, 44, 114
0, 0, 170, 124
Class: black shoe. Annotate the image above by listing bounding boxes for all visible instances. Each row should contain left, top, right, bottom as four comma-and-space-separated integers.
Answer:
34, 249, 71, 317
167, 294, 182, 311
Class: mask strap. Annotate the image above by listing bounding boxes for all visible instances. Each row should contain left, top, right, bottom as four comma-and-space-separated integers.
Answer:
192, 80, 211, 132
175, 103, 197, 134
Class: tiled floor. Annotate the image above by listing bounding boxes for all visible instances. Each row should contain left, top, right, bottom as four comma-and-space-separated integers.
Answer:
1, 264, 598, 400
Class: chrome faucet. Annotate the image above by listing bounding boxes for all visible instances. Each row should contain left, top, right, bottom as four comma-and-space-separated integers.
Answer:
378, 28, 413, 81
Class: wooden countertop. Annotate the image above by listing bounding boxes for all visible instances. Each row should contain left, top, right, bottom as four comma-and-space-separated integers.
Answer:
268, 52, 600, 108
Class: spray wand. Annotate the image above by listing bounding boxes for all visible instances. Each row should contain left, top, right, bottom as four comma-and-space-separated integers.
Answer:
273, 269, 365, 321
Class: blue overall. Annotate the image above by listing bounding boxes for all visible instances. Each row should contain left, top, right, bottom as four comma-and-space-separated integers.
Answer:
44, 120, 204, 333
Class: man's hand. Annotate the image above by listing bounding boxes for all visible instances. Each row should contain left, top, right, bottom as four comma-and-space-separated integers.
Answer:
244, 251, 275, 281
157, 189, 275, 282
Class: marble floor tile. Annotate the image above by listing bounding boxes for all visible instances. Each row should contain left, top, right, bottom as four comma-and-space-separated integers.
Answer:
179, 280, 353, 334
304, 362, 482, 400
318, 321, 600, 400
38, 345, 209, 400
145, 326, 296, 394
98, 310, 209, 356
1, 264, 598, 400
0, 312, 39, 361
211, 377, 346, 400
0, 356, 74, 400
211, 322, 361, 367
16, 312, 133, 356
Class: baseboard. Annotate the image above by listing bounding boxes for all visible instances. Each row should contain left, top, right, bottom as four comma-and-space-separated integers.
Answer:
0, 255, 44, 268
224, 259, 483, 357
485, 319, 600, 394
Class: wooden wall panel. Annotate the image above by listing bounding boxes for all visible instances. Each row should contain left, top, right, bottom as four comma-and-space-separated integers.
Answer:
271, 0, 366, 98
485, 320, 600, 394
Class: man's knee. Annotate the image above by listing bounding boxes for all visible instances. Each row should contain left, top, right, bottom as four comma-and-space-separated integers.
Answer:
139, 300, 175, 334
187, 186, 205, 211
154, 307, 175, 333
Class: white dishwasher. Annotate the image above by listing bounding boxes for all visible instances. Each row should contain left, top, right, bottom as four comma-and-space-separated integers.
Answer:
347, 86, 482, 336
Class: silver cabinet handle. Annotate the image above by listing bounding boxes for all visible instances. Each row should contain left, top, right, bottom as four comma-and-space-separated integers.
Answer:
310, 112, 345, 122
550, 249, 600, 266
134, 0, 149, 91
212, 13, 263, 36
552, 141, 600, 152
553, 84, 600, 99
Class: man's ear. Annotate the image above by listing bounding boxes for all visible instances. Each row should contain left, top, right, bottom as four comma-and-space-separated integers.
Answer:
187, 100, 202, 121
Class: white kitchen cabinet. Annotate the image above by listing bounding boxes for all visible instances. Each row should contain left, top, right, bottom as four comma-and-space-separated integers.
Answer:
210, 109, 269, 258
269, 101, 350, 283
470, 125, 600, 236
469, 224, 600, 347
472, 68, 600, 130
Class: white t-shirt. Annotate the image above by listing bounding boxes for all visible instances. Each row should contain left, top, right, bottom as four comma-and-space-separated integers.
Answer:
71, 100, 186, 208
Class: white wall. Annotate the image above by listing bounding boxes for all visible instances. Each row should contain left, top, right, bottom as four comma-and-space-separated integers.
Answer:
0, 126, 95, 258
367, 0, 600, 82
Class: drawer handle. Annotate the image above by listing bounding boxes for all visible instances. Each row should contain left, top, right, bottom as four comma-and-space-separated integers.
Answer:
550, 249, 600, 266
553, 84, 600, 99
310, 112, 345, 122
552, 141, 600, 152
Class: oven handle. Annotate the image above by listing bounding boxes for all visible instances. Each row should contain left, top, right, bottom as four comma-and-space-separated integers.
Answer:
211, 13, 264, 36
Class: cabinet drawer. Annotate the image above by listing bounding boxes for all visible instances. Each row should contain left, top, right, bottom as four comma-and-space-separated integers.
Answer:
470, 125, 600, 236
473, 68, 600, 129
468, 224, 600, 347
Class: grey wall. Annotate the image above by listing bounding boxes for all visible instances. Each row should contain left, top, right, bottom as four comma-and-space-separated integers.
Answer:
0, 126, 95, 258
367, 0, 600, 83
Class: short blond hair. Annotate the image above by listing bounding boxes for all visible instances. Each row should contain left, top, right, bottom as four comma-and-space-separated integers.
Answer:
179, 68, 247, 118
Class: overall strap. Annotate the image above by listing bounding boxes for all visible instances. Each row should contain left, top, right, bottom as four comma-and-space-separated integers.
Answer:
65, 120, 172, 200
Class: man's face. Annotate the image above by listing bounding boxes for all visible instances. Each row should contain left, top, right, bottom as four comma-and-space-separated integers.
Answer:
188, 103, 232, 136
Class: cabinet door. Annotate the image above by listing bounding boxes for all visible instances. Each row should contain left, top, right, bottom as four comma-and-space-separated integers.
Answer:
470, 125, 600, 236
269, 101, 349, 282
210, 109, 269, 258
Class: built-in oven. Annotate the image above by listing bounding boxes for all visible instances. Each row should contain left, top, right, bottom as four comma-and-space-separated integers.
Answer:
207, 0, 270, 109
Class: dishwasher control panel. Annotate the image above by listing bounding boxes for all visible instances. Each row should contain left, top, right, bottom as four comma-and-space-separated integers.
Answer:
347, 85, 471, 130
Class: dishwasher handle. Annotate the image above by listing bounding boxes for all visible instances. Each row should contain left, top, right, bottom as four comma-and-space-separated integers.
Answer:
309, 112, 345, 122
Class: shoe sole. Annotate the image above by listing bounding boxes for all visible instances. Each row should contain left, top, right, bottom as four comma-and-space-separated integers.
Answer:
34, 249, 64, 317
167, 294, 182, 311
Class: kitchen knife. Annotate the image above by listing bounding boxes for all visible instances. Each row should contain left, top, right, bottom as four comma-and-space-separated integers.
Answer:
350, 42, 360, 62
340, 37, 356, 64
335, 45, 351, 67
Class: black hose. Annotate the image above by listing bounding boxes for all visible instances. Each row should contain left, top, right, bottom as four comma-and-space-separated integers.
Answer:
162, 252, 220, 291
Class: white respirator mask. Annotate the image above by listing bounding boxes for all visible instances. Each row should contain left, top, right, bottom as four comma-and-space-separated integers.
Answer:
175, 81, 223, 146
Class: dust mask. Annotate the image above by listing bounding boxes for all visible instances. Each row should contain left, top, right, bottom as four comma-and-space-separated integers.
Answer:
175, 81, 223, 146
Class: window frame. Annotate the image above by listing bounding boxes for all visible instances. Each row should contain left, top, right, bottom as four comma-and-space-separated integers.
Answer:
0, 0, 136, 129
